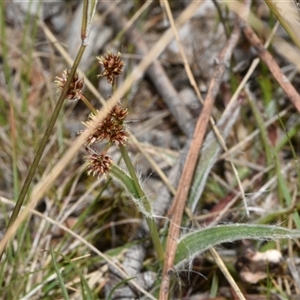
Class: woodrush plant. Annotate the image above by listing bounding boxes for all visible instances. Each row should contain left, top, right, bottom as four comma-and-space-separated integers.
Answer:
4, 2, 300, 298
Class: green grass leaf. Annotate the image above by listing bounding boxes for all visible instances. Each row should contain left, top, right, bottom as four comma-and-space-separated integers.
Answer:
50, 247, 70, 300
175, 224, 300, 268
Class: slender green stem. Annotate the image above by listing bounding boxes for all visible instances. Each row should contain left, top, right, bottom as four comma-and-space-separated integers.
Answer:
0, 45, 87, 261
119, 146, 150, 209
145, 217, 164, 262
0, 0, 99, 259
50, 247, 70, 300
107, 50, 164, 261
119, 145, 164, 262
112, 81, 117, 94
79, 93, 97, 114
82, 0, 88, 41
81, 0, 96, 45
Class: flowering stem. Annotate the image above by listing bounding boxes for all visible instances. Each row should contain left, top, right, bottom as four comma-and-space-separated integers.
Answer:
119, 145, 165, 262
0, 45, 88, 261
79, 93, 97, 114
97, 51, 164, 261
112, 81, 117, 94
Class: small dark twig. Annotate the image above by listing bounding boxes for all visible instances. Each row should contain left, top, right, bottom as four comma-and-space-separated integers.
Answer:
241, 20, 300, 114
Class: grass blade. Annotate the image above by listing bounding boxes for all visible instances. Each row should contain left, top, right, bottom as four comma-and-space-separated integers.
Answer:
50, 247, 70, 300
175, 224, 300, 268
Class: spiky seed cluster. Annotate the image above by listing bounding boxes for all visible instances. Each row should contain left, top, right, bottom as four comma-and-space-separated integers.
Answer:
84, 105, 129, 147
85, 153, 113, 178
54, 69, 84, 101
97, 51, 124, 84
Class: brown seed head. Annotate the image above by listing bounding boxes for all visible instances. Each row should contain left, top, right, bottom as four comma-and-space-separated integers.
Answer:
85, 153, 112, 178
83, 105, 129, 147
97, 51, 124, 84
54, 69, 84, 100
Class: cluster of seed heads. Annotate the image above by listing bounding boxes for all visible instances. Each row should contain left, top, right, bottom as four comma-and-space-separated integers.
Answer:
97, 51, 124, 84
84, 105, 128, 147
55, 51, 126, 177
54, 69, 84, 101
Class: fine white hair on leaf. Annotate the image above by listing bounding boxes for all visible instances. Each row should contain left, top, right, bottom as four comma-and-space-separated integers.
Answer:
131, 196, 154, 220
174, 224, 300, 270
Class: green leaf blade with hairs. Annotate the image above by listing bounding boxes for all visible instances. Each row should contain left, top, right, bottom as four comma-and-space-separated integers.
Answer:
175, 224, 300, 268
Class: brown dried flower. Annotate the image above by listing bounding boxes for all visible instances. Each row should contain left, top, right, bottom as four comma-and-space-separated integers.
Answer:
97, 51, 124, 84
54, 69, 84, 100
83, 105, 129, 147
85, 153, 112, 178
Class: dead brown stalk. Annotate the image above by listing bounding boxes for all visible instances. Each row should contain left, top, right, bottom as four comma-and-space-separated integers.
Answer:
159, 21, 241, 300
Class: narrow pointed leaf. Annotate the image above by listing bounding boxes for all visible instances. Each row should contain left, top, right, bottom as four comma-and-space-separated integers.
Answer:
175, 224, 300, 268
